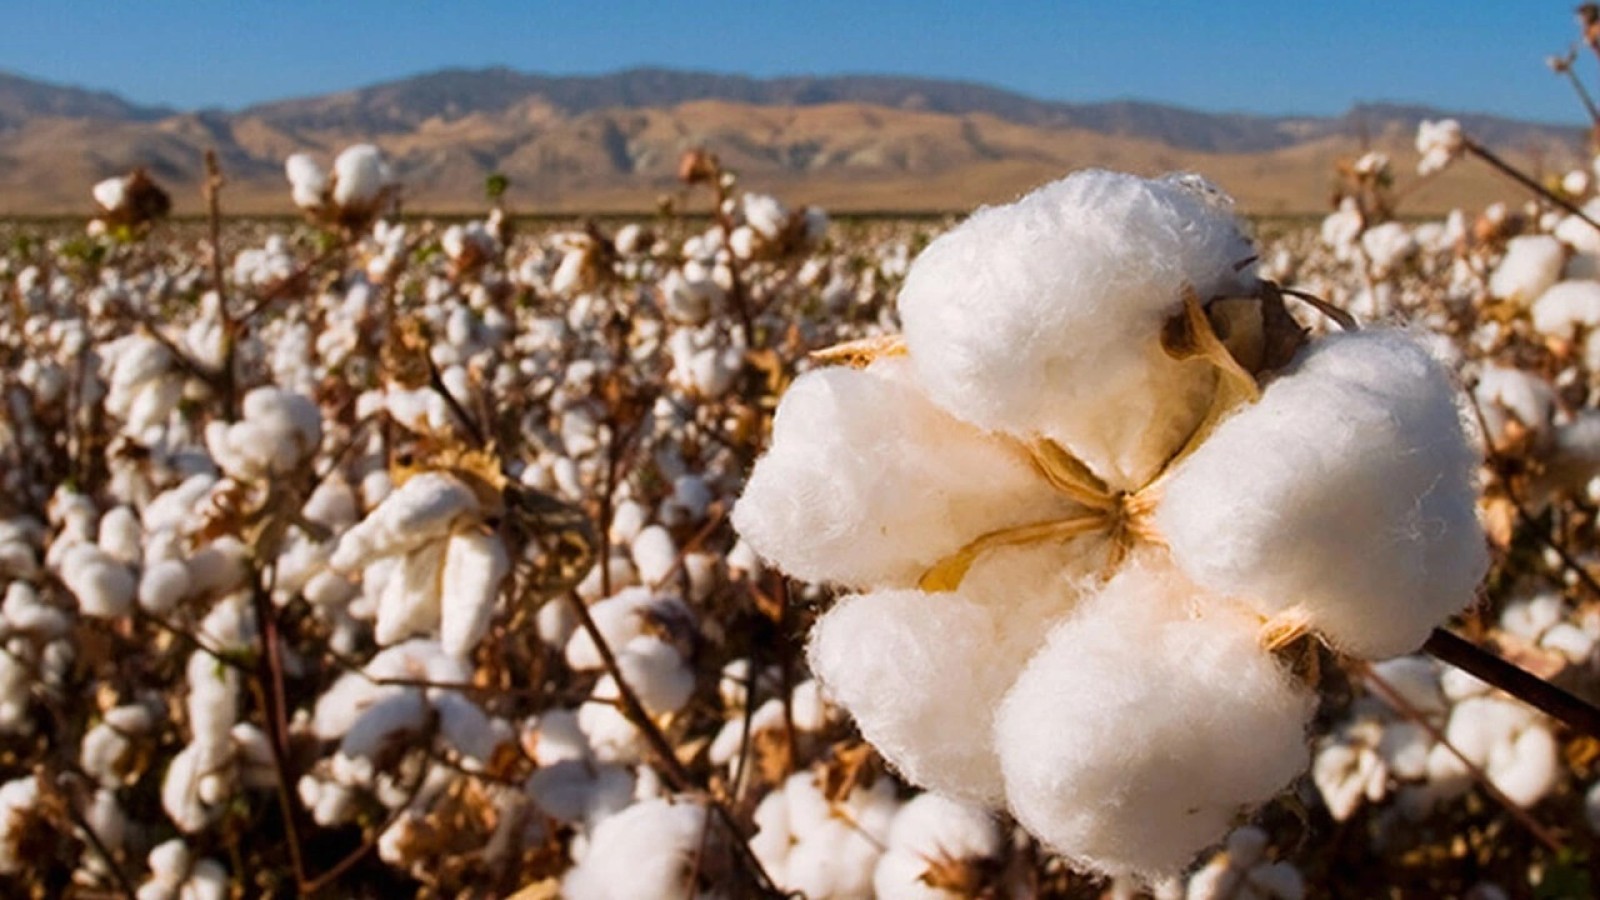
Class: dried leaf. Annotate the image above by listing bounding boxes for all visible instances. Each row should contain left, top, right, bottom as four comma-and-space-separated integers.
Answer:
919, 515, 1105, 593
819, 741, 880, 804
810, 334, 908, 368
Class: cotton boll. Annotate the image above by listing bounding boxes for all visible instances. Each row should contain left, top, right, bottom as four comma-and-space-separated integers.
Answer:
561, 798, 710, 900
995, 562, 1313, 879
1531, 280, 1600, 338
563, 589, 691, 671
98, 505, 143, 566
162, 742, 221, 832
527, 758, 636, 826
735, 359, 1071, 590
1361, 222, 1416, 278
762, 772, 898, 899
630, 525, 678, 586
373, 539, 447, 646
139, 559, 193, 614
186, 538, 249, 597
1312, 726, 1386, 821
1365, 656, 1446, 717
59, 543, 136, 618
1157, 331, 1487, 659
2, 582, 68, 638
1443, 696, 1560, 807
809, 583, 1058, 806
331, 473, 479, 572
1474, 365, 1554, 450
438, 528, 510, 658
612, 636, 694, 715
285, 153, 327, 209
336, 690, 430, 784
93, 176, 128, 212
331, 144, 391, 208
1489, 236, 1564, 306
1185, 827, 1304, 900
897, 170, 1254, 488
873, 793, 1002, 900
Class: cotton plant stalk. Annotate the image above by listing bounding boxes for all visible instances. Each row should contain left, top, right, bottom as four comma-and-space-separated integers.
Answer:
734, 169, 1489, 879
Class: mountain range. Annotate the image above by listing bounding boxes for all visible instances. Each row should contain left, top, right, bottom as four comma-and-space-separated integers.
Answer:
0, 67, 1588, 216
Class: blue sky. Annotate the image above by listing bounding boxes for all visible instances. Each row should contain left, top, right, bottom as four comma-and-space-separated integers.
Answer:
1, 2, 1588, 122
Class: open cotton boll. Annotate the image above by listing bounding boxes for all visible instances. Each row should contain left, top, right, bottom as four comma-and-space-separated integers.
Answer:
563, 588, 692, 671
612, 636, 695, 715
734, 359, 1072, 589
331, 144, 391, 208
809, 586, 1051, 806
1474, 365, 1555, 451
1157, 331, 1487, 659
98, 505, 143, 566
756, 771, 898, 899
1361, 222, 1417, 278
1185, 827, 1304, 900
1365, 656, 1447, 717
873, 793, 1002, 900
561, 798, 710, 900
1531, 280, 1600, 338
373, 539, 447, 646
996, 562, 1313, 879
93, 176, 128, 212
58, 543, 136, 618
1312, 724, 1386, 821
330, 472, 478, 572
1443, 696, 1560, 808
897, 170, 1254, 488
285, 153, 327, 209
630, 525, 677, 586
1489, 235, 1565, 306
438, 527, 510, 658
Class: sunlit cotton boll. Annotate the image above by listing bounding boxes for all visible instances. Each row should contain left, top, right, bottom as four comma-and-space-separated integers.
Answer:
1156, 331, 1487, 659
285, 153, 327, 209
896, 169, 1256, 488
734, 357, 1072, 590
995, 561, 1314, 880
331, 144, 393, 209
1489, 235, 1565, 306
1416, 119, 1463, 176
1530, 279, 1600, 338
872, 793, 1002, 899
561, 798, 710, 900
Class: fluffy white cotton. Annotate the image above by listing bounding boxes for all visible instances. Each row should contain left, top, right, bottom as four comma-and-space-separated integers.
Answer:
561, 798, 709, 900
1475, 365, 1555, 450
995, 562, 1313, 879
92, 176, 128, 213
1416, 119, 1463, 176
1489, 236, 1565, 306
285, 153, 327, 209
630, 525, 678, 586
331, 144, 392, 208
438, 527, 510, 658
1185, 827, 1305, 900
58, 543, 136, 618
1531, 279, 1600, 338
1157, 331, 1487, 659
330, 472, 478, 572
809, 565, 1072, 806
1441, 696, 1560, 808
1361, 222, 1417, 278
897, 170, 1255, 487
735, 358, 1072, 589
873, 793, 1001, 900
751, 771, 898, 899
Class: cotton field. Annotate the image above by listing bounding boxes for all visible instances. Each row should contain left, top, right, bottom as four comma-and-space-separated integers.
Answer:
3, 127, 1600, 900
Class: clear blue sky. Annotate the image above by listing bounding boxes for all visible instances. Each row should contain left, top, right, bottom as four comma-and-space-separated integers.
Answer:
0, 2, 1588, 122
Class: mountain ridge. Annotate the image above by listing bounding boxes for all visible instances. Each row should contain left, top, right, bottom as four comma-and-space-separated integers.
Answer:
0, 66, 1587, 216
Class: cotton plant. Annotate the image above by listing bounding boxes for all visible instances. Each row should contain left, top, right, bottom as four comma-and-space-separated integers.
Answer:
285, 144, 399, 231
735, 169, 1488, 878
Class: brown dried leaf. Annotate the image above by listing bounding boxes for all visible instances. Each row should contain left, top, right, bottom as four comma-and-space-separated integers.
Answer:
810, 334, 908, 368
819, 740, 881, 804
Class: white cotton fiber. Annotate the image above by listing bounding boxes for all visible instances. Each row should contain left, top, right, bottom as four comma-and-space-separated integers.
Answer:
561, 798, 709, 900
1156, 331, 1487, 659
873, 793, 1001, 900
139, 559, 193, 614
331, 144, 391, 208
897, 170, 1255, 488
995, 562, 1313, 879
734, 359, 1072, 590
438, 528, 509, 658
59, 543, 136, 618
810, 588, 1042, 806
330, 472, 478, 573
1489, 235, 1565, 306
1474, 365, 1555, 450
1443, 696, 1559, 808
1531, 280, 1600, 338
285, 154, 327, 209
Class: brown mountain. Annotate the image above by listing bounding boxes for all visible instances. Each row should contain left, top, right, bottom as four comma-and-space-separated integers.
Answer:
0, 67, 1587, 216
